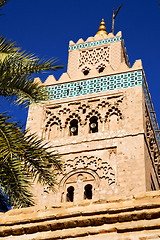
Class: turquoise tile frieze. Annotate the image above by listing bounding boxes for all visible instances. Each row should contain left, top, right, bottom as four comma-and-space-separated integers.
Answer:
69, 36, 121, 51
46, 70, 143, 101
45, 70, 160, 147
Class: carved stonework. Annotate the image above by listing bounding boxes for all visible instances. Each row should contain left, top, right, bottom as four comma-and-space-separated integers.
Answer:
145, 107, 160, 175
58, 155, 116, 186
79, 46, 110, 74
43, 96, 123, 139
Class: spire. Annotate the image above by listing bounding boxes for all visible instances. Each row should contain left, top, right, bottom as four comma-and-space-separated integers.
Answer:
96, 19, 107, 35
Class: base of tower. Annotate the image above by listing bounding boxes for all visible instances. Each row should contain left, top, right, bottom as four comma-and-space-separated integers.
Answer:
1, 190, 160, 239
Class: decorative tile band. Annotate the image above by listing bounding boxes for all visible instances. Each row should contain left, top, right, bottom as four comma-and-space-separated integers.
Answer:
69, 36, 121, 51
45, 70, 160, 147
46, 70, 143, 101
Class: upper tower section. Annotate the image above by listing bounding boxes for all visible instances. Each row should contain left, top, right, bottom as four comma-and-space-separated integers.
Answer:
43, 19, 138, 88
67, 19, 130, 80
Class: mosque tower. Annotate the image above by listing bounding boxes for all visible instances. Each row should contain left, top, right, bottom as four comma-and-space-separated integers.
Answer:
26, 19, 160, 206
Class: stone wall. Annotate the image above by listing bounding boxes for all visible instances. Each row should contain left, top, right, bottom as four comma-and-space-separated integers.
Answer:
28, 85, 159, 206
26, 29, 160, 206
1, 191, 160, 239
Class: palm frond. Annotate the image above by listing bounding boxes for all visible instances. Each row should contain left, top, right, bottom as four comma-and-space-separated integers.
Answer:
0, 113, 34, 207
0, 113, 62, 207
0, 0, 8, 10
23, 132, 62, 189
0, 36, 63, 106
0, 36, 19, 56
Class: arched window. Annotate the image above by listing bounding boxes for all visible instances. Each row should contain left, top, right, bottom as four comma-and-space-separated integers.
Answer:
89, 116, 98, 133
70, 119, 78, 136
66, 186, 74, 202
84, 184, 92, 200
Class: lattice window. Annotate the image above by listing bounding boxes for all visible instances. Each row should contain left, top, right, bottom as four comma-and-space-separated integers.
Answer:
79, 46, 110, 69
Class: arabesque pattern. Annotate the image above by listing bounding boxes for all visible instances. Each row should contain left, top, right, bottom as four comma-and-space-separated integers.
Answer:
44, 97, 123, 139
46, 70, 143, 100
79, 46, 110, 68
62, 155, 116, 185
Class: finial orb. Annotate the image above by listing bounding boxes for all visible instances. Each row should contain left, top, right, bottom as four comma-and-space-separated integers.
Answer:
96, 19, 107, 35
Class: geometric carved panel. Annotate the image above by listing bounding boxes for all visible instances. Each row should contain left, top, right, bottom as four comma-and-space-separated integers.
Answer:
62, 155, 115, 185
79, 46, 110, 69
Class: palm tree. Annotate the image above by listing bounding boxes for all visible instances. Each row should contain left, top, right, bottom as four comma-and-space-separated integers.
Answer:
0, 0, 62, 210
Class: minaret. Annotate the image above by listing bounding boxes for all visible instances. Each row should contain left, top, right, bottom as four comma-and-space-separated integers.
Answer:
26, 20, 160, 206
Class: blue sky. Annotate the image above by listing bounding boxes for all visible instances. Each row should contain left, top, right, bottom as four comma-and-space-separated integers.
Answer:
1, 0, 160, 127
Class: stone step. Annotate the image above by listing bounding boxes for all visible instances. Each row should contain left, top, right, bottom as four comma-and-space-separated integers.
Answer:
2, 218, 160, 240
1, 206, 160, 238
1, 191, 160, 239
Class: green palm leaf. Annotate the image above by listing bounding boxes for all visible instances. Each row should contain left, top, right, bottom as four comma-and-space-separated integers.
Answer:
0, 36, 63, 106
0, 113, 62, 207
0, 0, 7, 10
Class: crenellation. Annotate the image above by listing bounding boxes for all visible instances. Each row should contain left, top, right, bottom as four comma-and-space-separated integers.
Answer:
69, 40, 75, 45
34, 77, 42, 85
43, 75, 57, 86
85, 36, 94, 42
76, 38, 85, 44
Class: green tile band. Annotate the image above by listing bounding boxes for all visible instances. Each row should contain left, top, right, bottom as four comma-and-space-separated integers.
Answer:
69, 36, 121, 51
45, 69, 160, 147
46, 70, 143, 101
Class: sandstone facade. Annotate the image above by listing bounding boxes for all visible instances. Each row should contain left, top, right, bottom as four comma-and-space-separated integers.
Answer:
26, 21, 160, 206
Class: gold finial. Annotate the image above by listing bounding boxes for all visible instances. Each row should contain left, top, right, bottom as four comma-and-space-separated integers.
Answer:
96, 19, 107, 35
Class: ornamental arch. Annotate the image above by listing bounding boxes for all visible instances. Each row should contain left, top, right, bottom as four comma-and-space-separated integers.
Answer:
59, 169, 100, 202
58, 155, 116, 202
